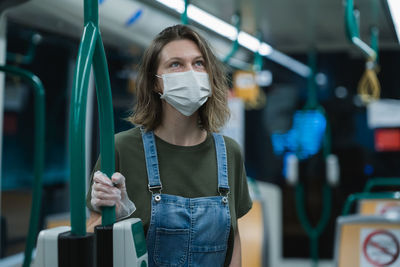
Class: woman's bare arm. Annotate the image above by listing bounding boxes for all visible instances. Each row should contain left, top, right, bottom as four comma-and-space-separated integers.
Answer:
229, 226, 242, 267
86, 211, 102, 233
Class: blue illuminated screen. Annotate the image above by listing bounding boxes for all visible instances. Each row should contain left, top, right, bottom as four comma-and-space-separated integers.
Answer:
271, 110, 327, 160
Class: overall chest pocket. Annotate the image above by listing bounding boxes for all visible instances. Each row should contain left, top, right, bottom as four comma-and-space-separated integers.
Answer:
189, 203, 230, 267
154, 227, 190, 267
190, 203, 230, 252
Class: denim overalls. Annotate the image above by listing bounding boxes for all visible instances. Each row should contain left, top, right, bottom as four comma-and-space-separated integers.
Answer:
141, 129, 231, 267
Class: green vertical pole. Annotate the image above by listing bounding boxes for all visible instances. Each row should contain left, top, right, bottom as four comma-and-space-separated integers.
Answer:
69, 0, 116, 234
93, 35, 116, 226
223, 12, 241, 64
181, 0, 189, 25
84, 0, 98, 26
69, 23, 98, 236
23, 72, 45, 267
344, 0, 360, 41
370, 0, 379, 60
6, 33, 41, 65
370, 26, 379, 62
305, 50, 317, 110
323, 118, 332, 158
0, 66, 45, 267
344, 0, 376, 59
253, 30, 263, 72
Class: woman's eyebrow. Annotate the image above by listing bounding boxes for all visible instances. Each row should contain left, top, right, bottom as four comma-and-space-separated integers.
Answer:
164, 55, 204, 63
162, 57, 183, 66
165, 57, 183, 62
193, 56, 204, 61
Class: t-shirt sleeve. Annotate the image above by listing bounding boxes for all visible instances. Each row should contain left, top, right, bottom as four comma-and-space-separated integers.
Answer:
236, 161, 252, 218
224, 136, 252, 219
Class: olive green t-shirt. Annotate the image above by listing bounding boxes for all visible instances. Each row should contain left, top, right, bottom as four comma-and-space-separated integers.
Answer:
87, 127, 252, 266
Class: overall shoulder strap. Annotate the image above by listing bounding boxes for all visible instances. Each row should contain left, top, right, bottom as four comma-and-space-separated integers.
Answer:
140, 127, 162, 192
212, 133, 230, 194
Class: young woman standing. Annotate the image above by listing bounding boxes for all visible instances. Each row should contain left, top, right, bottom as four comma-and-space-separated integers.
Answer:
87, 25, 252, 267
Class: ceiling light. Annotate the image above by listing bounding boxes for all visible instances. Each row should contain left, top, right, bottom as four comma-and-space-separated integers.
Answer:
259, 43, 273, 56
238, 32, 260, 52
387, 0, 400, 43
187, 5, 238, 40
335, 86, 348, 99
155, 0, 310, 77
268, 50, 311, 77
156, 0, 185, 13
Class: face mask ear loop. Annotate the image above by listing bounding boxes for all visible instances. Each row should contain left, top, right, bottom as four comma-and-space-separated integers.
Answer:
154, 74, 164, 97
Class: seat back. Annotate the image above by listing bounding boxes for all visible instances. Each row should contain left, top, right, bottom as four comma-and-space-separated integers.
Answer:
358, 199, 400, 216
358, 177, 400, 217
334, 214, 400, 267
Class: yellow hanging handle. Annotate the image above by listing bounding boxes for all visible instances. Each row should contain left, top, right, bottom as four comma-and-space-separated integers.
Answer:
357, 58, 381, 104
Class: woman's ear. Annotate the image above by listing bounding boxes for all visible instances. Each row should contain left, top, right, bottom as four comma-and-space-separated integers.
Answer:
154, 78, 163, 95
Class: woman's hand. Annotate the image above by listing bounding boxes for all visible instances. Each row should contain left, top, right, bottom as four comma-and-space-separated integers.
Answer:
91, 171, 136, 220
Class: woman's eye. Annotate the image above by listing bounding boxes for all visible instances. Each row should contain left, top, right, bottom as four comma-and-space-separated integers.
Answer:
170, 62, 180, 68
194, 60, 205, 67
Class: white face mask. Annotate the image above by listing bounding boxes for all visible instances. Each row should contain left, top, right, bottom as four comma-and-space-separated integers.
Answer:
156, 70, 212, 116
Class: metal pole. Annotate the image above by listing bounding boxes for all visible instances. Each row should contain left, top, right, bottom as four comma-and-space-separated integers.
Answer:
0, 65, 46, 267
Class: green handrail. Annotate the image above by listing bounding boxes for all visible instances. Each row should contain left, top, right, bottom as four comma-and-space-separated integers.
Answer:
294, 52, 333, 266
69, 0, 115, 236
304, 50, 318, 110
344, 0, 377, 60
369, 0, 379, 60
181, 0, 189, 25
295, 183, 332, 267
252, 31, 263, 72
370, 26, 379, 62
7, 33, 41, 65
223, 12, 241, 64
363, 177, 400, 192
342, 192, 400, 215
0, 65, 45, 267
294, 131, 332, 267
322, 117, 332, 159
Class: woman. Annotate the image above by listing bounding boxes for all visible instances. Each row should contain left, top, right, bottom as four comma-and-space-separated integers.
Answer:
87, 24, 252, 267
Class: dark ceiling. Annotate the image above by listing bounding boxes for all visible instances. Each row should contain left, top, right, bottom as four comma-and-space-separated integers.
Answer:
189, 0, 399, 53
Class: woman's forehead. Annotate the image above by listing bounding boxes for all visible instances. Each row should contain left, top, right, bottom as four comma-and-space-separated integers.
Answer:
159, 39, 203, 62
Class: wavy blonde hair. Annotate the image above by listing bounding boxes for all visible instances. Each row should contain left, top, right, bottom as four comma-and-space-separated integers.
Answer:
128, 25, 230, 132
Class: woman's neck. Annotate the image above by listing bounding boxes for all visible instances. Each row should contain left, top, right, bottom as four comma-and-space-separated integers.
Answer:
154, 104, 207, 146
